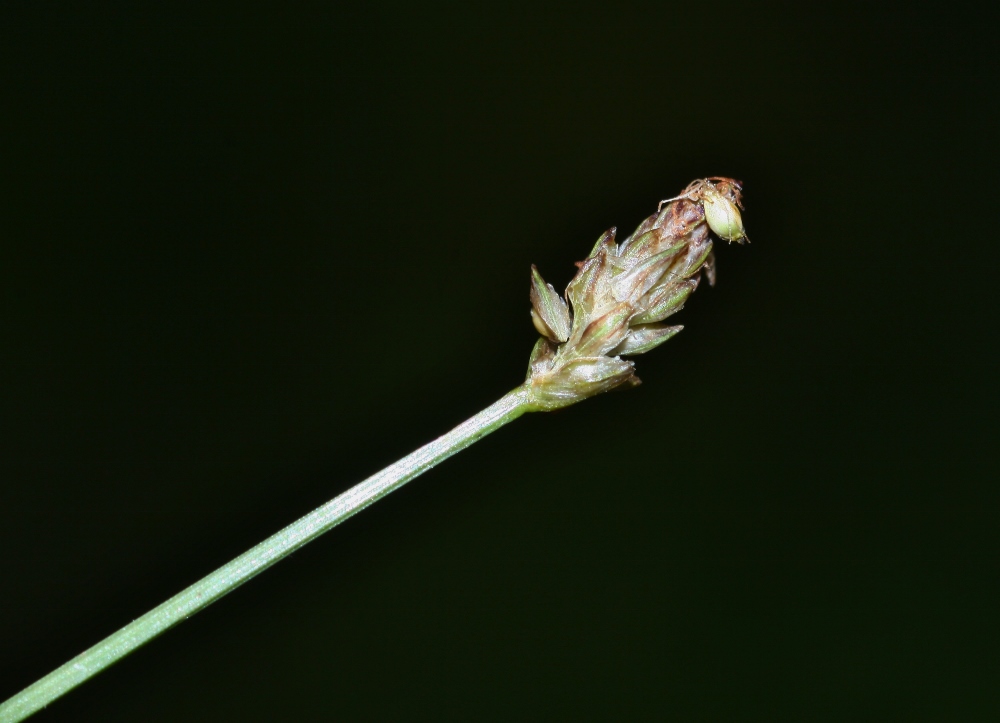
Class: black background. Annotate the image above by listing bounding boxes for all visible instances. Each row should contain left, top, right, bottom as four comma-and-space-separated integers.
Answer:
3, 3, 999, 720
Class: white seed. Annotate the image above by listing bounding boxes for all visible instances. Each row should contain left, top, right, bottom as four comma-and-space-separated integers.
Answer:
703, 188, 746, 243
531, 309, 553, 339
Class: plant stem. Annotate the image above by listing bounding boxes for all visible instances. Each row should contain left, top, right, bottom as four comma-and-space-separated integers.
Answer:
1, 385, 535, 723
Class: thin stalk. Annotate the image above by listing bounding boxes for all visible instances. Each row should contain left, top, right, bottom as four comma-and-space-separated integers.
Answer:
1, 385, 535, 723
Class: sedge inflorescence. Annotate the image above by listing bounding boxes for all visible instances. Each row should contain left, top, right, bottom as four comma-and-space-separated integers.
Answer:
524, 177, 746, 410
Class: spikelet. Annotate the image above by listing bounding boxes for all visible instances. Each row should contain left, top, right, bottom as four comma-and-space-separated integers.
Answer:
524, 178, 745, 410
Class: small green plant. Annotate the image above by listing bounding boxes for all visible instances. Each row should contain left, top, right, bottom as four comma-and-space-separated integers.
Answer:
0, 178, 747, 722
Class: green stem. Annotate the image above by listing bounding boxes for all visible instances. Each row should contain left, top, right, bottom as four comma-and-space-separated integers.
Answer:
1, 385, 535, 723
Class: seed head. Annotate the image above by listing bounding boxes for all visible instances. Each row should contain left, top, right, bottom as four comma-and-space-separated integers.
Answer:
523, 178, 747, 410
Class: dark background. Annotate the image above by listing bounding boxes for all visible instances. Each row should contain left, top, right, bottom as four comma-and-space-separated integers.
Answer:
2, 3, 998, 720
